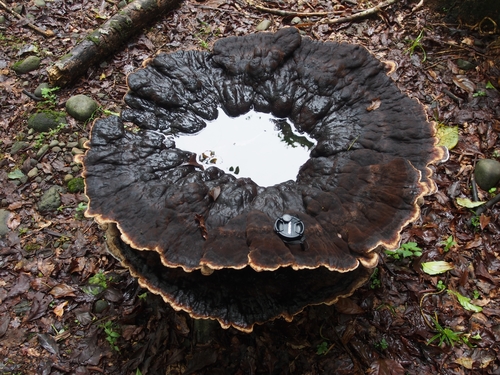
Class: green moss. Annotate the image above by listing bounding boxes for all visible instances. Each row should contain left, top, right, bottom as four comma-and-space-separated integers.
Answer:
87, 31, 101, 45
25, 243, 41, 252
67, 177, 85, 193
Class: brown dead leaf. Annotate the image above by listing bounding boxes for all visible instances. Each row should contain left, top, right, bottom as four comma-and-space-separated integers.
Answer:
366, 99, 381, 111
479, 214, 491, 230
195, 214, 208, 240
53, 300, 69, 318
209, 186, 221, 201
37, 259, 55, 276
49, 284, 77, 298
367, 359, 405, 375
334, 297, 365, 314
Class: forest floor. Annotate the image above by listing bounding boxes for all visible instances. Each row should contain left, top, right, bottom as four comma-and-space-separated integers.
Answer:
1, 0, 500, 374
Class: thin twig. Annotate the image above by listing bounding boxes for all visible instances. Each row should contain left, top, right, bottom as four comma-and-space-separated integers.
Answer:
320, 0, 397, 25
475, 193, 500, 216
0, 0, 55, 37
243, 0, 343, 17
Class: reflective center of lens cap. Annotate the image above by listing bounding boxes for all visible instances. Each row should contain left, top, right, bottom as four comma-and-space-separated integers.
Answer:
274, 214, 305, 242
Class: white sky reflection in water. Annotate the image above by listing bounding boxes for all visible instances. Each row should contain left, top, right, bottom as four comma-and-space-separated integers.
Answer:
172, 109, 316, 187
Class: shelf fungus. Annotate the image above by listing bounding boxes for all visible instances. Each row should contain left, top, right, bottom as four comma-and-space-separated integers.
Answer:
80, 28, 446, 332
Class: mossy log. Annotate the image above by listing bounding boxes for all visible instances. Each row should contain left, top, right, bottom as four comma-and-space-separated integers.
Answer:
47, 0, 181, 87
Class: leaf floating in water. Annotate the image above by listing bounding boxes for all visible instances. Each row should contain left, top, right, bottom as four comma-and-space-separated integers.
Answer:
195, 214, 208, 240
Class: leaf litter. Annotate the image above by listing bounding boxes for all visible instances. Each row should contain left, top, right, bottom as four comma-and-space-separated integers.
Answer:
0, 0, 500, 374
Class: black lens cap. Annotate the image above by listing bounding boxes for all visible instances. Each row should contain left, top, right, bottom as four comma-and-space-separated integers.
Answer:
274, 214, 305, 242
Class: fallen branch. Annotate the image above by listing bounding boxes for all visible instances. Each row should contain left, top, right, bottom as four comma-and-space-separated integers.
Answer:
243, 0, 342, 17
475, 193, 500, 216
0, 0, 54, 37
46, 0, 181, 87
320, 0, 397, 25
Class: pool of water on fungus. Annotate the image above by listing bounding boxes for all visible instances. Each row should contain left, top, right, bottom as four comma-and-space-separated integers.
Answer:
172, 109, 315, 186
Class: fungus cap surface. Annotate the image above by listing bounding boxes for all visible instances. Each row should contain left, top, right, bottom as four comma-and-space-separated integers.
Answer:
82, 28, 446, 330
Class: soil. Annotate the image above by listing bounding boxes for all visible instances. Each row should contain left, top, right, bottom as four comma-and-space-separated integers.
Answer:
1, 0, 500, 374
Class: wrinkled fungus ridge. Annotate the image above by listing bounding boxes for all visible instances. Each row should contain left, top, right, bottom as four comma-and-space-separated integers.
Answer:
82, 28, 446, 331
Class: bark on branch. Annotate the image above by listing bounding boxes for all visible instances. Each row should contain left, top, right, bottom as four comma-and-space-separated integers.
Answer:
47, 0, 181, 87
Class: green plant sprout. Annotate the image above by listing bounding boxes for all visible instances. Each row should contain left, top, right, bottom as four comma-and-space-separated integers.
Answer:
83, 270, 112, 296
370, 268, 381, 289
472, 290, 480, 300
101, 321, 121, 352
441, 235, 456, 252
375, 338, 388, 351
34, 122, 66, 149
427, 313, 463, 347
316, 324, 333, 355
39, 86, 60, 108
405, 30, 426, 62
473, 90, 486, 97
436, 280, 446, 291
385, 242, 422, 259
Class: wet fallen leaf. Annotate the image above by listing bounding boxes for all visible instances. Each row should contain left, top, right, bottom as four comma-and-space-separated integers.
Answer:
53, 300, 69, 318
37, 333, 59, 355
368, 358, 405, 375
422, 261, 454, 275
366, 99, 381, 111
195, 214, 208, 240
448, 290, 483, 312
453, 75, 475, 93
49, 283, 77, 298
436, 124, 459, 150
456, 197, 485, 208
455, 357, 474, 369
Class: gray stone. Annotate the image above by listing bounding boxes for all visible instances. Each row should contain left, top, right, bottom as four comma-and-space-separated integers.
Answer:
51, 146, 62, 153
66, 141, 78, 148
10, 141, 29, 155
0, 15, 6, 24
34, 83, 51, 99
457, 59, 476, 71
71, 147, 84, 155
34, 0, 46, 7
291, 17, 301, 25
27, 112, 66, 132
12, 56, 41, 74
93, 299, 109, 313
64, 174, 74, 182
36, 144, 49, 159
0, 209, 11, 237
49, 140, 59, 147
27, 167, 39, 178
66, 95, 99, 122
256, 20, 272, 31
78, 137, 89, 148
38, 185, 63, 212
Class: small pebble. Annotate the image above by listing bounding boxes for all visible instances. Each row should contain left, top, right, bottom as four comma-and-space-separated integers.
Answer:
256, 20, 272, 31
27, 167, 39, 178
64, 174, 74, 182
67, 141, 78, 148
36, 144, 49, 159
49, 140, 59, 147
51, 146, 62, 153
72, 147, 84, 155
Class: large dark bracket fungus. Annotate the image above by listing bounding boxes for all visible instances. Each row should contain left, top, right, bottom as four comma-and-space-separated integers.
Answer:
81, 28, 446, 332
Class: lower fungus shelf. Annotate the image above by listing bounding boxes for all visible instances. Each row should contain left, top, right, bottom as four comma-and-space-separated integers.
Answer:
106, 223, 373, 332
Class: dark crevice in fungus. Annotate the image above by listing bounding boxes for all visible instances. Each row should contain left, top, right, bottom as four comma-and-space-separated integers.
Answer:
81, 27, 446, 332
